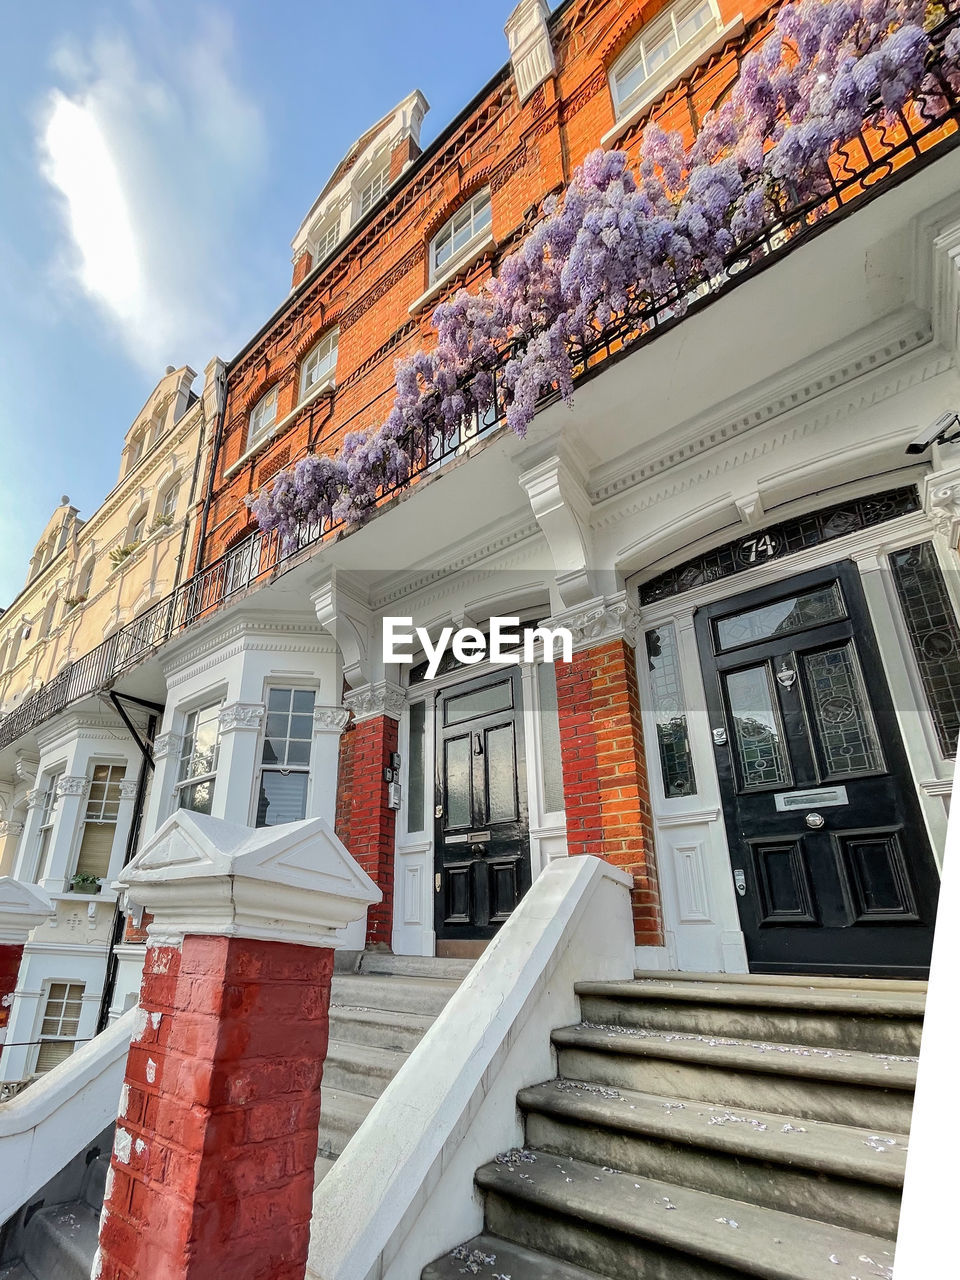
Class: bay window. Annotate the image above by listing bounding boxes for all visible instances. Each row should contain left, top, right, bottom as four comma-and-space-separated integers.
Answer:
256, 687, 316, 826
176, 703, 222, 815
35, 982, 85, 1074
73, 763, 125, 882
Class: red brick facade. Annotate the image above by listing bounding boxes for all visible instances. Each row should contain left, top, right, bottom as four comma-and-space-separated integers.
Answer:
0, 943, 24, 1060
194, 0, 771, 571
96, 936, 333, 1280
335, 715, 399, 948
555, 639, 661, 947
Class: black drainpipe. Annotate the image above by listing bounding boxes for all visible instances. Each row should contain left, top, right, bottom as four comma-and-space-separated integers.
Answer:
194, 363, 230, 572
95, 709, 158, 1034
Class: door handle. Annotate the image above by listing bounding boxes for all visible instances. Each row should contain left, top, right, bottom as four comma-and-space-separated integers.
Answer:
805, 812, 825, 829
435, 873, 441, 893
734, 869, 747, 897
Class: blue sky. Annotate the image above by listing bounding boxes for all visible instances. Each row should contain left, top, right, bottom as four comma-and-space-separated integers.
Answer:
0, 1, 539, 606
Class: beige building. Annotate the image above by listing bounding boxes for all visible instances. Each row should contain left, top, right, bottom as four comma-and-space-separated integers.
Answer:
0, 360, 221, 1088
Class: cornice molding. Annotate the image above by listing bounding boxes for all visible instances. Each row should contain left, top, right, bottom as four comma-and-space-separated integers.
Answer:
589, 312, 936, 508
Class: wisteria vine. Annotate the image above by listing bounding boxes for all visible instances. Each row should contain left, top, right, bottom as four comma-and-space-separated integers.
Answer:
251, 0, 959, 544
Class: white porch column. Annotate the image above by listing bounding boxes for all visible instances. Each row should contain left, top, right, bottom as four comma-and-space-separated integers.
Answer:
310, 707, 351, 824
0, 821, 24, 878
141, 730, 183, 838
105, 779, 142, 883
212, 702, 265, 824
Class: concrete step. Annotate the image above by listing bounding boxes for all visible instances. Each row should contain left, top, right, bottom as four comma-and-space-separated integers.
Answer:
553, 1024, 916, 1131
477, 1151, 897, 1280
23, 1201, 100, 1280
577, 980, 923, 1055
518, 1080, 904, 1238
330, 972, 461, 1017
422, 1233, 607, 1279
359, 954, 475, 981
316, 1087, 376, 1161
328, 1003, 435, 1052
634, 970, 927, 994
322, 1038, 408, 1099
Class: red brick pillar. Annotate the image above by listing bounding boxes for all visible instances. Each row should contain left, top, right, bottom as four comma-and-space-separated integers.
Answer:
94, 811, 379, 1280
0, 878, 54, 1062
336, 682, 403, 949
554, 620, 663, 948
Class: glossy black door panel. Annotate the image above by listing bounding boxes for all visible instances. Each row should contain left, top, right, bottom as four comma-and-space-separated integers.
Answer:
434, 668, 530, 942
696, 560, 940, 977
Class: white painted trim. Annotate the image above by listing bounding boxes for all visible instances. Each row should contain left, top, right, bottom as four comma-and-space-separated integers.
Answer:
602, 16, 745, 149
307, 855, 634, 1280
408, 233, 496, 317
0, 1005, 134, 1225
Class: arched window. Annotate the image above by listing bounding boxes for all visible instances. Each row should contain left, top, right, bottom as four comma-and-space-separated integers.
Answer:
430, 190, 492, 283
610, 1, 718, 120
128, 507, 148, 545
127, 430, 146, 472
299, 330, 339, 401
247, 386, 279, 447
39, 596, 57, 639
78, 559, 95, 598
159, 481, 180, 522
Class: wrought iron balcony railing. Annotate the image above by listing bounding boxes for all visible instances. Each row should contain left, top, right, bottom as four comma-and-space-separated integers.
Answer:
1, 10, 959, 755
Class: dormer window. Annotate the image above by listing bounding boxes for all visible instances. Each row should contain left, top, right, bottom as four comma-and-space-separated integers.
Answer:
611, 0, 717, 119
358, 165, 389, 218
431, 190, 492, 282
299, 330, 339, 401
314, 219, 341, 261
248, 386, 278, 447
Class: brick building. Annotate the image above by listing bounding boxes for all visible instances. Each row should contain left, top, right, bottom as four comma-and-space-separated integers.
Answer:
1, 1, 960, 1274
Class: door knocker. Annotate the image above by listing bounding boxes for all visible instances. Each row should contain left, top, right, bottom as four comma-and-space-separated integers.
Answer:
776, 663, 797, 690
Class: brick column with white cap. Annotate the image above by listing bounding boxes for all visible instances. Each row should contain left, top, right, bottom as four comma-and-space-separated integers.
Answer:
92, 812, 380, 1280
0, 877, 54, 1063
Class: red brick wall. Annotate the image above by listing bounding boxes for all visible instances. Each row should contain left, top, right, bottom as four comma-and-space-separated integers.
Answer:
555, 639, 662, 947
0, 943, 23, 1060
335, 714, 398, 948
96, 936, 333, 1280
195, 0, 774, 570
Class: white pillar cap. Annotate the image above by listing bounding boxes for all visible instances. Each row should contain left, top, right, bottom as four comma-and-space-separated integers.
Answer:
115, 812, 381, 949
0, 877, 55, 946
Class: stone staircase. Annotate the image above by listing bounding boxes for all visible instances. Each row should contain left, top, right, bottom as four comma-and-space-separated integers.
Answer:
0, 953, 469, 1280
423, 972, 925, 1280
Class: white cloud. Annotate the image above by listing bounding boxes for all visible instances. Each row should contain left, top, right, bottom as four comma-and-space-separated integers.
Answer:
38, 7, 267, 372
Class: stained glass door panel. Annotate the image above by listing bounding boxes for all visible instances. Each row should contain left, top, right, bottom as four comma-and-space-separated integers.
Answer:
696, 559, 940, 977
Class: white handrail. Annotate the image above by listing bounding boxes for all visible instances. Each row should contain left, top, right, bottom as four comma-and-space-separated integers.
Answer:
306, 854, 635, 1280
0, 1007, 134, 1225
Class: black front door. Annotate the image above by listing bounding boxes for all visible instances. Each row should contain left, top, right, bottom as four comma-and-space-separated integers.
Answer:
696, 560, 940, 978
434, 668, 531, 942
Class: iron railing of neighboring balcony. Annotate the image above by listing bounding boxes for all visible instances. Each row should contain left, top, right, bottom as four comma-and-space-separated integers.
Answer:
1, 10, 959, 755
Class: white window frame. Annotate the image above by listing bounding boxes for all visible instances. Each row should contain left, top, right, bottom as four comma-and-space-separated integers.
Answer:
128, 509, 148, 545
72, 762, 126, 883
430, 190, 493, 283
34, 981, 85, 1075
247, 386, 279, 447
175, 702, 223, 815
299, 329, 339, 401
358, 165, 389, 218
159, 481, 180, 521
314, 218, 341, 261
127, 431, 145, 472
611, 0, 719, 120
77, 558, 95, 598
34, 770, 62, 882
255, 686, 316, 827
